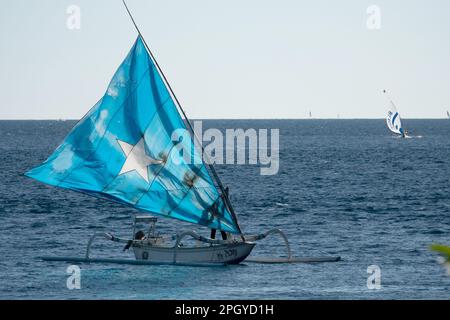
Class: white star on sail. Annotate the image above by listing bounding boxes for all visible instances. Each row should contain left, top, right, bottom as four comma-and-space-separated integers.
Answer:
117, 137, 162, 183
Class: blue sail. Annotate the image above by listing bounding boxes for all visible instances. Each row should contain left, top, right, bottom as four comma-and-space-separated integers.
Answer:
25, 37, 239, 234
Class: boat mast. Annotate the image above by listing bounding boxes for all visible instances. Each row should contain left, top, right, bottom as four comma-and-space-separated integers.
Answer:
121, 0, 244, 236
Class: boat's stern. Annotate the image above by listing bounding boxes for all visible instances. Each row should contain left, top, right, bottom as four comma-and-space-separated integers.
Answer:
222, 242, 256, 264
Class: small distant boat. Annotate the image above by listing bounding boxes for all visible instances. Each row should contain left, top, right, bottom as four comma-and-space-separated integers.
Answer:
447, 110, 449, 119
383, 90, 408, 138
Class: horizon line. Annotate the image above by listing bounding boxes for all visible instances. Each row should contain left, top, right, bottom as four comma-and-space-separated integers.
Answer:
0, 117, 449, 121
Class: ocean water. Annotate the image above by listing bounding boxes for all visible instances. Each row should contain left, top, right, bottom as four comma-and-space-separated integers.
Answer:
0, 119, 449, 300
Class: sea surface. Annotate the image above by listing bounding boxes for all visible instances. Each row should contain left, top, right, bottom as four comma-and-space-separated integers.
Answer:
0, 119, 449, 300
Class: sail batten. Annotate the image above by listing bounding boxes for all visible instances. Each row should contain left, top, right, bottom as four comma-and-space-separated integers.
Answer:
25, 37, 240, 234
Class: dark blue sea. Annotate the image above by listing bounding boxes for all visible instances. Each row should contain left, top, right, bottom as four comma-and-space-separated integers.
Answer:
0, 119, 449, 299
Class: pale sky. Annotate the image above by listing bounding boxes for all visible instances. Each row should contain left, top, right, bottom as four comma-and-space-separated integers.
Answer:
1, 0, 449, 119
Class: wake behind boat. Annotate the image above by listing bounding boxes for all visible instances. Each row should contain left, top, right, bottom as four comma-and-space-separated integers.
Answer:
26, 1, 340, 266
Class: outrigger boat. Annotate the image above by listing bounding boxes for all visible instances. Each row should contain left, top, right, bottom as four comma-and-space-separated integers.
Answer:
26, 1, 340, 266
383, 89, 408, 138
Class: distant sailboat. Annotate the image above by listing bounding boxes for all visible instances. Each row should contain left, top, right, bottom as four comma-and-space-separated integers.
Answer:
309, 111, 312, 118
447, 110, 449, 119
24, 0, 340, 266
383, 90, 407, 138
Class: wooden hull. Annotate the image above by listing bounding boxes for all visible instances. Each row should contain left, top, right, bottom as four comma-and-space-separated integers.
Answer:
132, 242, 256, 265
